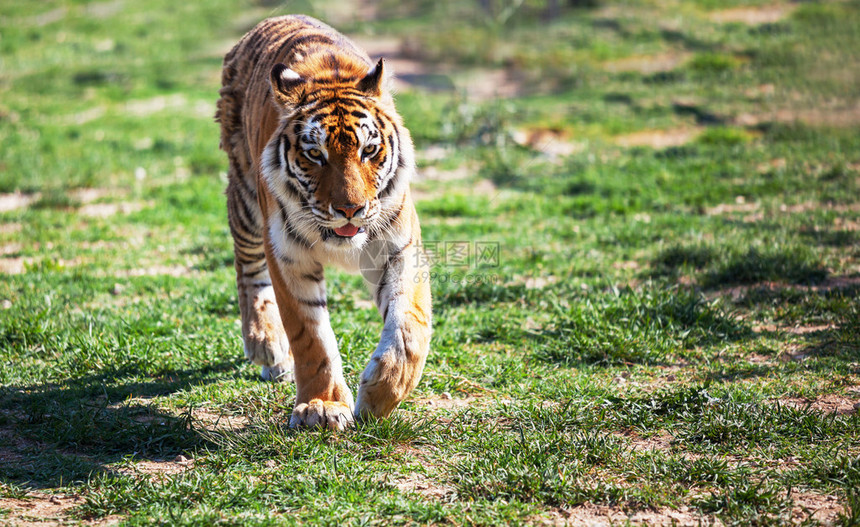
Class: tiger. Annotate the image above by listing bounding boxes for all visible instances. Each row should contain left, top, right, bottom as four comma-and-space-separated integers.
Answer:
215, 15, 432, 430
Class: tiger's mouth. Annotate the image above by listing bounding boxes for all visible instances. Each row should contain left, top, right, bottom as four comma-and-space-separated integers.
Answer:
333, 224, 364, 237
321, 225, 367, 241
334, 223, 364, 238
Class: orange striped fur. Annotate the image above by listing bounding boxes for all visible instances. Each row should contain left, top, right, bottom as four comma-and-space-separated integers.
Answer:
215, 15, 431, 429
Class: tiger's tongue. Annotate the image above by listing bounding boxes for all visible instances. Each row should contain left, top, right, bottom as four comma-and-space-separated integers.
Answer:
334, 224, 360, 237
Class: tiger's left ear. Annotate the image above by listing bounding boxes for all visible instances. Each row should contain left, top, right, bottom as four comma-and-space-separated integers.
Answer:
356, 58, 386, 97
270, 63, 307, 107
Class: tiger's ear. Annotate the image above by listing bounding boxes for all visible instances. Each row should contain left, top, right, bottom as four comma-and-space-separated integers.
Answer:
270, 63, 306, 107
356, 58, 386, 97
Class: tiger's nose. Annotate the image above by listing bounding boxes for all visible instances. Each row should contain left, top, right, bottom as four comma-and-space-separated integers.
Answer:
334, 204, 365, 219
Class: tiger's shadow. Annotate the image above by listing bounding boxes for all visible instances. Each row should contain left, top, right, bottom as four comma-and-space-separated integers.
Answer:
0, 360, 240, 490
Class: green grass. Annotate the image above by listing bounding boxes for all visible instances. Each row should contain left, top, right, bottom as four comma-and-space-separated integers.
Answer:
1, 0, 859, 525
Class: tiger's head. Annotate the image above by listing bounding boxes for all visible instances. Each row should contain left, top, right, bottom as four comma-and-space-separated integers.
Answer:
261, 58, 413, 250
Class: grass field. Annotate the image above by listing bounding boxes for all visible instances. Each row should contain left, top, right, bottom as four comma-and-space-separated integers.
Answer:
1, 0, 859, 525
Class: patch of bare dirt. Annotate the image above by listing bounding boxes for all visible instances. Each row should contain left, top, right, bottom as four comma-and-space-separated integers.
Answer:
78, 201, 150, 218
0, 188, 146, 218
614, 127, 702, 149
114, 458, 195, 481
412, 394, 477, 411
350, 36, 446, 95
192, 409, 250, 431
705, 196, 759, 216
779, 388, 860, 415
349, 35, 522, 101
84, 0, 125, 20
0, 494, 79, 526
709, 4, 796, 25
623, 430, 674, 453
0, 491, 119, 526
0, 242, 22, 256
542, 503, 719, 526
512, 275, 559, 290
114, 264, 195, 278
390, 472, 456, 500
754, 323, 837, 335
0, 257, 33, 275
791, 492, 846, 525
737, 102, 860, 128
603, 52, 691, 75
70, 188, 113, 203
776, 200, 860, 214
459, 68, 521, 101
0, 193, 39, 213
713, 276, 860, 302
0, 222, 22, 235
512, 127, 585, 158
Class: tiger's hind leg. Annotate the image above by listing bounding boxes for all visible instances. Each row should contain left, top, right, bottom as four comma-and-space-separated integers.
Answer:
226, 172, 294, 382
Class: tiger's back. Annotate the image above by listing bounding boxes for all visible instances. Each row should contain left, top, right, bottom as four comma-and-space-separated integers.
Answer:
216, 16, 431, 430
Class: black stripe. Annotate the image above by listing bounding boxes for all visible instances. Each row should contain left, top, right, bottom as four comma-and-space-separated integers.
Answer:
378, 170, 399, 199
275, 196, 291, 216
234, 185, 261, 237
277, 207, 313, 249
229, 221, 262, 249
231, 195, 258, 235
242, 266, 268, 278
286, 227, 313, 249
285, 161, 312, 193
277, 34, 334, 59
298, 297, 327, 309
235, 254, 257, 266
232, 234, 261, 251
273, 135, 284, 169
302, 272, 324, 282
275, 135, 289, 170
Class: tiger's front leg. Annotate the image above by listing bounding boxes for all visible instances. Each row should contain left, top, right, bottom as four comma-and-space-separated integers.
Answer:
264, 243, 355, 430
356, 227, 432, 419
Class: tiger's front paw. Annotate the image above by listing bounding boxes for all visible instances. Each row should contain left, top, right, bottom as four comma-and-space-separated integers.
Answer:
355, 355, 413, 420
290, 399, 354, 431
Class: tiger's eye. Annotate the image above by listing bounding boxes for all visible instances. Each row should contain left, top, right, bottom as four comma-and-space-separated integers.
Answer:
308, 148, 322, 158
363, 144, 376, 154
